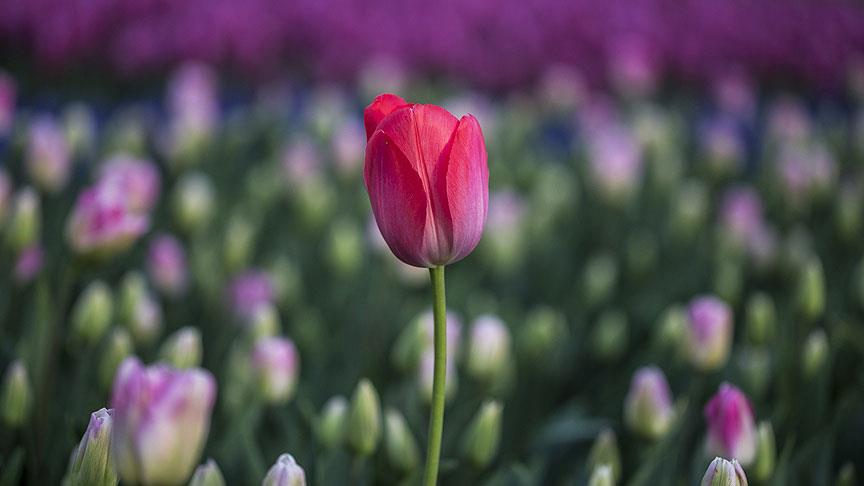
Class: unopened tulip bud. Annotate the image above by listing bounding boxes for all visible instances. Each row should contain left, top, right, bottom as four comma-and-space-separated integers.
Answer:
111, 358, 216, 486
147, 234, 188, 297
99, 328, 134, 390
466, 315, 512, 384
227, 270, 275, 322
158, 327, 202, 369
317, 396, 348, 450
588, 429, 622, 484
262, 453, 306, 486
802, 329, 828, 379
685, 296, 733, 371
517, 306, 567, 367
172, 173, 214, 233
588, 465, 614, 486
752, 422, 775, 481
744, 293, 775, 346
654, 304, 686, 351
326, 218, 363, 276
223, 214, 256, 272
583, 254, 618, 308
625, 366, 674, 439
249, 304, 281, 341
701, 457, 748, 486
705, 383, 757, 466
462, 400, 503, 469
63, 103, 97, 158
27, 115, 72, 193
188, 459, 225, 486
66, 408, 117, 486
13, 243, 44, 285
836, 463, 856, 486
1, 360, 31, 427
6, 187, 40, 252
796, 257, 825, 322
592, 310, 629, 363
119, 273, 162, 345
71, 281, 113, 348
384, 408, 420, 473
252, 337, 299, 404
347, 379, 382, 456
714, 260, 743, 306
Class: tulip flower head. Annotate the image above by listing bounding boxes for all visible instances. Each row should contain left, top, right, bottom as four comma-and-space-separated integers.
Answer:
624, 366, 675, 439
26, 115, 72, 193
67, 183, 150, 256
262, 453, 306, 486
13, 244, 44, 284
701, 457, 748, 486
147, 233, 188, 296
67, 408, 117, 486
110, 357, 216, 486
363, 93, 489, 268
228, 270, 276, 321
251, 336, 300, 404
98, 155, 161, 213
704, 383, 757, 466
685, 296, 733, 371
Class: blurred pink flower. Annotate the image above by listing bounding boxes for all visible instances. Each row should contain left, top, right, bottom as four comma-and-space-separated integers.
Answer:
704, 383, 757, 466
27, 116, 72, 193
686, 296, 733, 371
625, 366, 674, 438
67, 184, 150, 256
228, 270, 275, 320
252, 336, 300, 404
110, 357, 216, 485
14, 244, 44, 284
147, 233, 188, 296
98, 155, 161, 213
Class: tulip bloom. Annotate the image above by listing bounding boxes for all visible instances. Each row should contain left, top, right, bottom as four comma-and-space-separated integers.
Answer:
110, 357, 216, 486
704, 383, 757, 466
624, 366, 675, 439
363, 93, 489, 268
685, 296, 733, 371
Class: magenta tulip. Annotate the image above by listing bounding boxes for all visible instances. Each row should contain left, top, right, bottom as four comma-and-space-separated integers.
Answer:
363, 94, 489, 268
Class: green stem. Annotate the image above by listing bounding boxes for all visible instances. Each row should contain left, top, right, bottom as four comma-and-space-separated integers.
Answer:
423, 266, 447, 486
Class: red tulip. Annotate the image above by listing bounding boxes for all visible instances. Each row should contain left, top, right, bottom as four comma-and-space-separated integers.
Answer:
364, 94, 489, 268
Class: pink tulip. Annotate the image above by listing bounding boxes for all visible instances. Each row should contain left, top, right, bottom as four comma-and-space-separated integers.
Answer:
147, 233, 188, 296
110, 357, 216, 485
98, 155, 161, 213
67, 185, 150, 256
363, 94, 489, 268
704, 383, 757, 466
686, 296, 733, 371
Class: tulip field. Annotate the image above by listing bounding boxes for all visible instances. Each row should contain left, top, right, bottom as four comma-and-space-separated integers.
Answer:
1, 5, 864, 484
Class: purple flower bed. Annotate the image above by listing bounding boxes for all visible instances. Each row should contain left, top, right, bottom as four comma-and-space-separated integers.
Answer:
2, 0, 864, 90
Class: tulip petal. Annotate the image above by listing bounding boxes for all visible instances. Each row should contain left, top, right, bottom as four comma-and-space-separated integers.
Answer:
364, 130, 433, 267
434, 114, 488, 263
364, 93, 409, 140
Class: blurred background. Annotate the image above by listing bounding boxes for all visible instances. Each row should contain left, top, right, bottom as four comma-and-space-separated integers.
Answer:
1, 0, 864, 484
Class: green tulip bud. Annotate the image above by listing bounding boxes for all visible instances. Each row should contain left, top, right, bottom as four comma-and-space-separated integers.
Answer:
6, 187, 40, 252
248, 304, 281, 342
172, 173, 215, 234
384, 408, 420, 473
223, 214, 256, 273
654, 304, 686, 351
753, 421, 775, 481
745, 293, 775, 346
66, 408, 117, 486
326, 218, 363, 276
70, 281, 113, 348
517, 306, 568, 368
317, 396, 348, 450
1, 360, 31, 427
802, 328, 829, 379
796, 257, 825, 323
461, 400, 503, 469
188, 459, 226, 486
583, 254, 618, 308
99, 328, 133, 390
713, 260, 743, 306
588, 429, 621, 484
119, 272, 162, 345
592, 310, 628, 363
391, 317, 426, 373
158, 327, 202, 369
347, 379, 382, 456
588, 465, 615, 486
